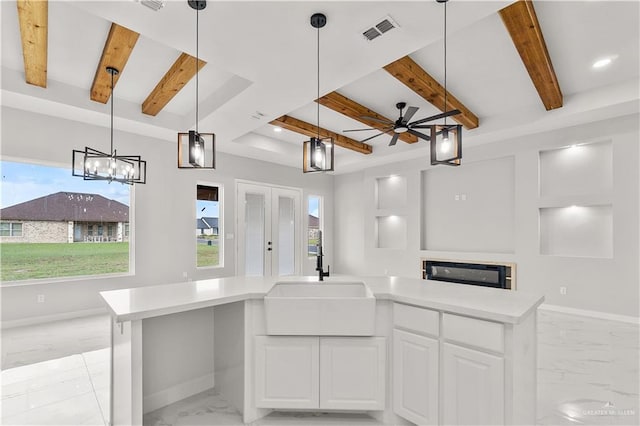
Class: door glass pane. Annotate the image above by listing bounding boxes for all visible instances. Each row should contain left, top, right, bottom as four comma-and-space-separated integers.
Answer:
278, 196, 295, 276
245, 193, 265, 276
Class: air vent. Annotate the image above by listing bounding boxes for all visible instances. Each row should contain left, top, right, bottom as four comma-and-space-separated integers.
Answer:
362, 15, 399, 41
139, 0, 165, 11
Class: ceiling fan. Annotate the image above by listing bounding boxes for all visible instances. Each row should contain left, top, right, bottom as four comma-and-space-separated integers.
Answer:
343, 102, 461, 146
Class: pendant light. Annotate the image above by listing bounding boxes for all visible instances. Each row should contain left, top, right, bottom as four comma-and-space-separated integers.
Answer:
178, 0, 215, 169
303, 13, 334, 173
72, 66, 147, 184
430, 0, 462, 167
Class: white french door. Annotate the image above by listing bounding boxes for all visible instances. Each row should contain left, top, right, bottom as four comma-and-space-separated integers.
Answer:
237, 182, 302, 277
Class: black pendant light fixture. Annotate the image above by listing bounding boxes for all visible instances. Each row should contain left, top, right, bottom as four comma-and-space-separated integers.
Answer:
430, 0, 462, 167
303, 12, 334, 173
178, 0, 215, 169
72, 67, 147, 184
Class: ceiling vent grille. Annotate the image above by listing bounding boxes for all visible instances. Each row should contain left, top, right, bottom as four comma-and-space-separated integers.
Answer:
362, 15, 399, 41
139, 0, 165, 12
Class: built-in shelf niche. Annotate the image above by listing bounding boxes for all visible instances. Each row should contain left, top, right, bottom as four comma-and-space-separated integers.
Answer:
376, 175, 407, 210
374, 174, 408, 249
538, 140, 613, 258
375, 215, 407, 249
539, 141, 613, 198
539, 205, 613, 258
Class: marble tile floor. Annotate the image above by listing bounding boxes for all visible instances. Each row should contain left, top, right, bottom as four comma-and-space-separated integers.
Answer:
1, 310, 638, 425
143, 388, 383, 426
2, 313, 111, 370
1, 348, 110, 426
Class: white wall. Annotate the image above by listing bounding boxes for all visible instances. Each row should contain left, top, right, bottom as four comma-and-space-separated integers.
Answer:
1, 107, 334, 324
334, 114, 640, 318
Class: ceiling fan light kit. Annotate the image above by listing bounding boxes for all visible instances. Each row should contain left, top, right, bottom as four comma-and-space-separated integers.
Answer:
178, 0, 216, 169
303, 12, 334, 173
72, 66, 147, 185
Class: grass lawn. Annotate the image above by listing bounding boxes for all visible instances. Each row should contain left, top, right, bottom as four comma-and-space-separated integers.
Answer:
1, 242, 129, 282
197, 243, 219, 267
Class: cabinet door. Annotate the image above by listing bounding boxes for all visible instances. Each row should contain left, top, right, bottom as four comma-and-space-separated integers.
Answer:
393, 329, 438, 425
254, 336, 319, 409
443, 343, 504, 425
319, 337, 386, 410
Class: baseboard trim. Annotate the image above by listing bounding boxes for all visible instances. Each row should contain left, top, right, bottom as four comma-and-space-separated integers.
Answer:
1, 307, 108, 329
143, 373, 215, 414
540, 303, 640, 325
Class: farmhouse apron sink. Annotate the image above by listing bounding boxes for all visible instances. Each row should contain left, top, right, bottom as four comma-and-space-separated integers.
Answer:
264, 281, 376, 336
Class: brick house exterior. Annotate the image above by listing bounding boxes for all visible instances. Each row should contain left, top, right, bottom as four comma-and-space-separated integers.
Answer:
0, 192, 129, 243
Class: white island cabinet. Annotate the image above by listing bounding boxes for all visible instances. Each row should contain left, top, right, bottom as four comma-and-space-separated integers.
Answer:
392, 303, 538, 426
100, 275, 542, 426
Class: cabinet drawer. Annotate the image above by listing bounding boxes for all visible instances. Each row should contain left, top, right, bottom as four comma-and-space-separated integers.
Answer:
393, 303, 439, 337
443, 314, 504, 353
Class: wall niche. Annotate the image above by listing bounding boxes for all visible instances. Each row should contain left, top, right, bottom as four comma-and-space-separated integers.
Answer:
421, 156, 515, 253
538, 140, 613, 258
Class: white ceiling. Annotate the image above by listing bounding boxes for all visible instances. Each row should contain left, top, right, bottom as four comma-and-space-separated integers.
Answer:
2, 0, 639, 173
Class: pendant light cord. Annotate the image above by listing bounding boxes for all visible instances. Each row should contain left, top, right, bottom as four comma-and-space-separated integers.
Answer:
110, 69, 114, 155
316, 22, 320, 140
195, 6, 199, 134
443, 0, 447, 127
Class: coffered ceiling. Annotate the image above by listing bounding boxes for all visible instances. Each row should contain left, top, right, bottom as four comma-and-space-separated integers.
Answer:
2, 1, 638, 173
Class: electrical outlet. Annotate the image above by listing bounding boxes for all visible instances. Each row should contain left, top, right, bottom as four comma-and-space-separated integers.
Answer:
454, 194, 460, 201
461, 194, 467, 201
560, 286, 567, 295
182, 272, 188, 278
37, 294, 45, 303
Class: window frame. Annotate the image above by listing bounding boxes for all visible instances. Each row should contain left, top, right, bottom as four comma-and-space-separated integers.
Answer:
0, 221, 22, 237
307, 195, 323, 258
195, 181, 224, 270
0, 157, 135, 286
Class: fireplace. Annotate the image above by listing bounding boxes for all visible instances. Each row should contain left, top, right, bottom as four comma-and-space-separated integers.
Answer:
421, 259, 515, 290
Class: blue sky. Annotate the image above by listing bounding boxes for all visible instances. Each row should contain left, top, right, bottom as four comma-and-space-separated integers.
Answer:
197, 200, 219, 219
1, 161, 130, 208
309, 196, 320, 217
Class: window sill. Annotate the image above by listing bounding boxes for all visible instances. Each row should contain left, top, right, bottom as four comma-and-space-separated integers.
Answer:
1, 271, 135, 288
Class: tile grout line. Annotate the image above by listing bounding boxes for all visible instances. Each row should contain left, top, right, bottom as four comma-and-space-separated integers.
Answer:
82, 353, 108, 426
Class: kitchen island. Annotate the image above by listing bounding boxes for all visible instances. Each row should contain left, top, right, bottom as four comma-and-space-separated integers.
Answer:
101, 275, 543, 425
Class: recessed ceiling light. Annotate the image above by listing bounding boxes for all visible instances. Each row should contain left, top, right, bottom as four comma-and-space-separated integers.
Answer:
592, 57, 614, 69
273, 126, 282, 132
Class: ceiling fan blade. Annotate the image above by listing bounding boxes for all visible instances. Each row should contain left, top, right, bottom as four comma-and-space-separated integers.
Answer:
408, 129, 431, 141
388, 133, 400, 146
360, 132, 385, 143
343, 128, 377, 132
360, 116, 393, 125
402, 106, 419, 123
410, 109, 462, 126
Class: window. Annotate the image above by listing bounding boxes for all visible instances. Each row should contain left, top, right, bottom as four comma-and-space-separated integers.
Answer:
308, 195, 322, 256
0, 160, 131, 282
124, 223, 130, 237
196, 184, 222, 268
1, 222, 22, 237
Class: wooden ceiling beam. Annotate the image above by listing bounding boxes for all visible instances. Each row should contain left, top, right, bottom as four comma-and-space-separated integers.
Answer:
271, 115, 373, 155
90, 23, 140, 103
383, 56, 479, 130
16, 0, 48, 88
142, 53, 206, 116
499, 0, 563, 110
316, 92, 418, 144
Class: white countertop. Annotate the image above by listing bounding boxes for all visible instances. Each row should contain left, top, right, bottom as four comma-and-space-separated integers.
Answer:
100, 275, 544, 324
